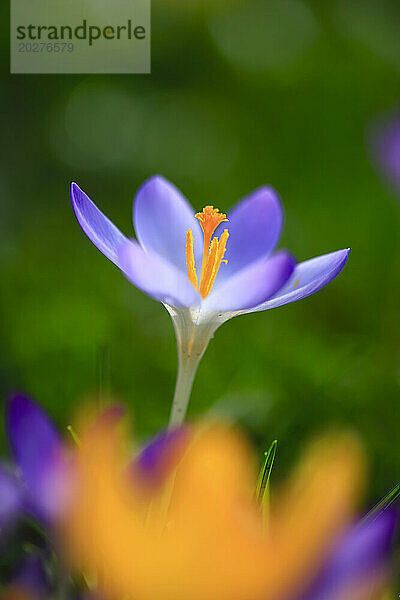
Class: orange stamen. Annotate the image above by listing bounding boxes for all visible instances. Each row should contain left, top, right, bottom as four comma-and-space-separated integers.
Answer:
200, 229, 229, 298
199, 237, 219, 298
185, 206, 229, 299
186, 230, 199, 291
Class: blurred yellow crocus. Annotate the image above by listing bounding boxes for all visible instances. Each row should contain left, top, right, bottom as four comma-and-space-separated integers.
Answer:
62, 419, 365, 600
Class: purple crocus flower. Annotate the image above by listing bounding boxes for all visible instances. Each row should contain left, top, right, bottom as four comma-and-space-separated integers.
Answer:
136, 427, 186, 473
71, 176, 349, 315
134, 426, 189, 490
371, 109, 400, 193
0, 394, 69, 527
71, 176, 349, 426
300, 511, 396, 600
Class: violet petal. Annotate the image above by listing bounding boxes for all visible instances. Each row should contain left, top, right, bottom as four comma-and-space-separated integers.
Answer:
214, 186, 283, 286
202, 251, 295, 312
118, 239, 201, 308
133, 175, 203, 273
71, 182, 127, 269
136, 427, 187, 477
6, 394, 65, 521
242, 248, 350, 313
301, 512, 396, 600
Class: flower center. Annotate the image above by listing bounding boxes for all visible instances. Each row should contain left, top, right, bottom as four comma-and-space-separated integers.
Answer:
186, 206, 229, 299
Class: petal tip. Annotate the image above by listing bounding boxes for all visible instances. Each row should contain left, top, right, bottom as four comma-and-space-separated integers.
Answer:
255, 184, 281, 199
336, 247, 351, 270
70, 181, 82, 202
6, 393, 32, 422
254, 185, 283, 211
70, 181, 86, 215
243, 185, 283, 213
69, 183, 127, 268
137, 174, 171, 194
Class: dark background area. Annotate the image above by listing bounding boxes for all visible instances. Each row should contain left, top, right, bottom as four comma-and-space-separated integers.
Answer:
2, 0, 400, 505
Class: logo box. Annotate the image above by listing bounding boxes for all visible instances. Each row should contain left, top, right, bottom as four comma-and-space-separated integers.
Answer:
11, 0, 150, 73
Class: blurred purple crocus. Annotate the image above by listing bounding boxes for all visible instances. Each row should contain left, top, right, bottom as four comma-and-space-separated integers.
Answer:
0, 394, 69, 529
300, 511, 396, 600
371, 109, 400, 192
8, 551, 94, 599
0, 466, 22, 532
71, 176, 349, 426
11, 553, 50, 599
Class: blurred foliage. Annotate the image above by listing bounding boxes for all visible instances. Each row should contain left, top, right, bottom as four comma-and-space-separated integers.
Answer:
1, 0, 400, 505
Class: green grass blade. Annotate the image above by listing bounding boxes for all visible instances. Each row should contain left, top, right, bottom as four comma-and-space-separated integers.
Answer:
256, 440, 277, 524
362, 482, 400, 523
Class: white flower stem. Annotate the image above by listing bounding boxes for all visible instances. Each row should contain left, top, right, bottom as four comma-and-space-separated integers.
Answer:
168, 347, 202, 429
165, 306, 223, 429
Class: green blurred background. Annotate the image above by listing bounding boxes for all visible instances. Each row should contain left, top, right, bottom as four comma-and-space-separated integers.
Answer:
2, 0, 400, 504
